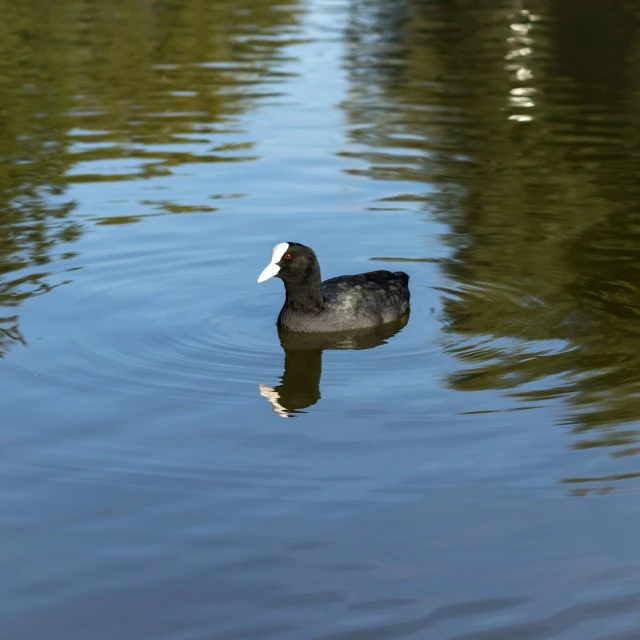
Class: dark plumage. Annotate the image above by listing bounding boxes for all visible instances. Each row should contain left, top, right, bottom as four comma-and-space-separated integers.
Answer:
257, 242, 410, 332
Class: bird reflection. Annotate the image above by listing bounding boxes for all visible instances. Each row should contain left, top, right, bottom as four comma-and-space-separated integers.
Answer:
259, 312, 409, 417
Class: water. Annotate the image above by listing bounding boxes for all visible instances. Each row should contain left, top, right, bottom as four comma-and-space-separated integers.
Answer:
3, 0, 640, 637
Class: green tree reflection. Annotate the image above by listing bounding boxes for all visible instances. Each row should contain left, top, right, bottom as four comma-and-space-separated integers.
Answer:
0, 0, 301, 356
341, 0, 640, 466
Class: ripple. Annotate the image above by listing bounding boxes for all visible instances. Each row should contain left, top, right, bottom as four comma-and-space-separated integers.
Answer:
311, 597, 528, 640
23, 250, 284, 408
20, 244, 434, 419
82, 289, 279, 404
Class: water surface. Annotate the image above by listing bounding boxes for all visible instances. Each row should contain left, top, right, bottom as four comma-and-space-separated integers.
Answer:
3, 0, 640, 638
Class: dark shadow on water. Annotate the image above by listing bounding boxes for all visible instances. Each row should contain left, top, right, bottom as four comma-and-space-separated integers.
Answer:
259, 313, 409, 417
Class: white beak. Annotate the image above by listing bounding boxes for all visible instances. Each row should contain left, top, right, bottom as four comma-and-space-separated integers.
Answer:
257, 262, 280, 283
257, 242, 289, 283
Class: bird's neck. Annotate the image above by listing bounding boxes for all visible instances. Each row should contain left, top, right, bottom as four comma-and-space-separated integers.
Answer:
283, 277, 324, 312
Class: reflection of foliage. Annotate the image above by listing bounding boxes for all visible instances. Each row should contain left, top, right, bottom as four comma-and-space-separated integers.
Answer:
0, 316, 26, 359
341, 0, 640, 463
0, 2, 81, 355
10, 0, 302, 184
0, 0, 301, 356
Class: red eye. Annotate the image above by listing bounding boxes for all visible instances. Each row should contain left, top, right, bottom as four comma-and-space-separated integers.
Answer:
285, 253, 292, 259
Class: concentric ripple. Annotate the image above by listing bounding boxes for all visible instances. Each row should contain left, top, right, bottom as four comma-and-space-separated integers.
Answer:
16, 241, 437, 418
81, 287, 282, 406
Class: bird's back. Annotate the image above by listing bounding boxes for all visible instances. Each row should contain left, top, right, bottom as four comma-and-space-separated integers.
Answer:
321, 270, 410, 329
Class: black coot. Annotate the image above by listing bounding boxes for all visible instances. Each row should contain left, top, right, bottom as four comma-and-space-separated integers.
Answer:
257, 242, 410, 332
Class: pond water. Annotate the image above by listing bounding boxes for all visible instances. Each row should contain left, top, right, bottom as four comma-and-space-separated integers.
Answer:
4, 0, 640, 638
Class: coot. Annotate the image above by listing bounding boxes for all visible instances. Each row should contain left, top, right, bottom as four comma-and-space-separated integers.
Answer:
257, 242, 410, 332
